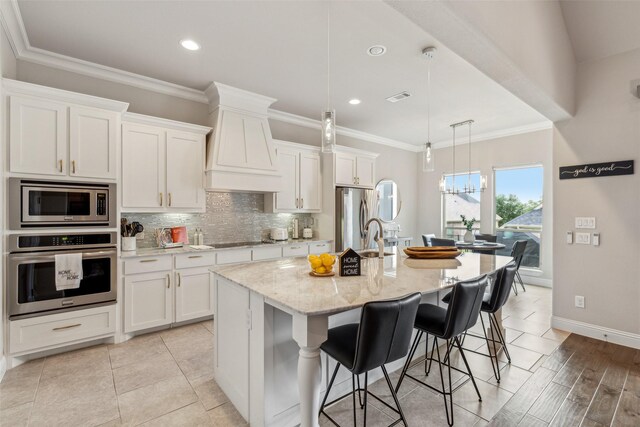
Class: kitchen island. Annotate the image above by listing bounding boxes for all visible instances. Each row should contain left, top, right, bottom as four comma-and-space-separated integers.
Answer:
211, 251, 512, 427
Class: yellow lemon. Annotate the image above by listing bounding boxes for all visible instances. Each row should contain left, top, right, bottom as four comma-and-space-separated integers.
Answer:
315, 266, 327, 274
309, 258, 322, 269
320, 253, 334, 267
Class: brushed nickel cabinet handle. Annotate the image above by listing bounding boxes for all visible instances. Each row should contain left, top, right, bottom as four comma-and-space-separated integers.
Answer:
295, 198, 299, 209
167, 274, 170, 288
177, 273, 181, 287
53, 323, 81, 331
160, 192, 163, 206
72, 160, 76, 174
140, 259, 158, 263
188, 255, 203, 259
301, 198, 304, 208
290, 246, 301, 249
59, 159, 63, 173
168, 193, 172, 207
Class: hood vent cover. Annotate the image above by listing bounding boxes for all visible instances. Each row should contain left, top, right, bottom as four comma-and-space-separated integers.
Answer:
204, 82, 283, 193
386, 91, 411, 103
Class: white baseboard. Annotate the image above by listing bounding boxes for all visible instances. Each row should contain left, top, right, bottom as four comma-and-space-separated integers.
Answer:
0, 356, 6, 382
520, 274, 552, 288
551, 316, 640, 350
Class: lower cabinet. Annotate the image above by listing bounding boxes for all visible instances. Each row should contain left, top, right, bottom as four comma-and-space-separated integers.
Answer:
124, 271, 173, 333
124, 267, 214, 333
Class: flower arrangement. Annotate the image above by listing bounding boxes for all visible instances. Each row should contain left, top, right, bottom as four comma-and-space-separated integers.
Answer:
460, 215, 476, 231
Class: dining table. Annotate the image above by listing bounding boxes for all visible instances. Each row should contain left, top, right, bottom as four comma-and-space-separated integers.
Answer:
456, 241, 506, 253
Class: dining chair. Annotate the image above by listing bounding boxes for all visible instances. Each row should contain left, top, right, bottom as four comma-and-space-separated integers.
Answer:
422, 233, 436, 246
430, 237, 456, 247
474, 233, 497, 243
395, 276, 488, 426
510, 240, 528, 293
319, 292, 422, 427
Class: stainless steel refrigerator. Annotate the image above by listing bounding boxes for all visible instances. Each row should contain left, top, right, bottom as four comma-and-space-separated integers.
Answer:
335, 187, 378, 252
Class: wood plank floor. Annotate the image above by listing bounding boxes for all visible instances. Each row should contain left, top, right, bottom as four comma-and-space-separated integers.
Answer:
489, 334, 640, 427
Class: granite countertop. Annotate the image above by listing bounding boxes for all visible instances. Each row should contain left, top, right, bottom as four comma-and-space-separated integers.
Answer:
211, 252, 512, 316
120, 239, 333, 258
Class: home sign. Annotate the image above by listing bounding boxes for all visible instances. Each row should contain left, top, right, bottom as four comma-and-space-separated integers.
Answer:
559, 160, 634, 180
339, 248, 361, 276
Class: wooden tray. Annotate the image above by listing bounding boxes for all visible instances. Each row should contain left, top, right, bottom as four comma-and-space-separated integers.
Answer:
405, 246, 459, 252
403, 248, 461, 259
309, 271, 336, 277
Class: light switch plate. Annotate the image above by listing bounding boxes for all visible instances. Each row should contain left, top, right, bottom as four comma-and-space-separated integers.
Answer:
593, 233, 600, 246
575, 217, 596, 229
575, 295, 585, 308
576, 232, 591, 244
566, 231, 573, 244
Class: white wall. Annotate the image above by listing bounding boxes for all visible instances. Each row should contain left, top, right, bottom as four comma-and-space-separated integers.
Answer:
269, 120, 419, 245
553, 48, 640, 338
420, 129, 553, 283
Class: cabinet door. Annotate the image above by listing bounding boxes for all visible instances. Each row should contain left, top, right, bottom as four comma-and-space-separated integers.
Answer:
122, 123, 166, 209
175, 268, 213, 323
9, 96, 67, 176
166, 131, 205, 209
69, 107, 118, 180
335, 153, 356, 186
124, 272, 173, 333
356, 156, 376, 188
274, 148, 298, 211
299, 151, 321, 211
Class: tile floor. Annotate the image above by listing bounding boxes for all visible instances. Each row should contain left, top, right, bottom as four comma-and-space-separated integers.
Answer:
0, 285, 563, 426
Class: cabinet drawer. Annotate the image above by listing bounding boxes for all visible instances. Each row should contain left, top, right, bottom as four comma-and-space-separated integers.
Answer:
309, 242, 332, 255
283, 244, 309, 257
252, 246, 283, 261
216, 249, 252, 265
123, 256, 172, 275
175, 252, 216, 269
9, 305, 116, 355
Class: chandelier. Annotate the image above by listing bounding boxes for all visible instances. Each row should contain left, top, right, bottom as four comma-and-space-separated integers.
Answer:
439, 120, 487, 194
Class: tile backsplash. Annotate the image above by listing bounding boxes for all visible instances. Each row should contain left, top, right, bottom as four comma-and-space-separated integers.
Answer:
124, 192, 314, 248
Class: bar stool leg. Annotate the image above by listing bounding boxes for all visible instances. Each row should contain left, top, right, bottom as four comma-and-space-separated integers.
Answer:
363, 371, 369, 426
454, 337, 482, 402
319, 362, 341, 418
434, 338, 454, 426
396, 331, 422, 394
382, 365, 408, 427
480, 313, 501, 382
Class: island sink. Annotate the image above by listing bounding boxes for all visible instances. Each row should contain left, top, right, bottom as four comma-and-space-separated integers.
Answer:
358, 250, 394, 258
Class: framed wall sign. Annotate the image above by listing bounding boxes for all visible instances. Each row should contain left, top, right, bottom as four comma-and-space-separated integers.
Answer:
559, 160, 634, 180
339, 248, 361, 276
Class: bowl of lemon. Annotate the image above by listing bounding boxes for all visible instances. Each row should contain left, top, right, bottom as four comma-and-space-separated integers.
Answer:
308, 253, 337, 277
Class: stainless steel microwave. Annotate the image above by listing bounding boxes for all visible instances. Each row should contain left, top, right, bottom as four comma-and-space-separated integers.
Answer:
9, 178, 116, 229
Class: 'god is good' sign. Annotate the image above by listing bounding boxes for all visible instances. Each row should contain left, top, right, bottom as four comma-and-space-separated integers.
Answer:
559, 160, 634, 180
339, 248, 361, 276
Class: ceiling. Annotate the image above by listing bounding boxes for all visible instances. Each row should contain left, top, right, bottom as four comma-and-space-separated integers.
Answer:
560, 0, 640, 63
16, 0, 548, 146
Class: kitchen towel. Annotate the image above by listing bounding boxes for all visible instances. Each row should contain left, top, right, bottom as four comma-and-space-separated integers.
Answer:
55, 253, 83, 290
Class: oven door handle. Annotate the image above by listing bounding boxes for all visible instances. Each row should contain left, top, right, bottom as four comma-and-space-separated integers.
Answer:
8, 248, 117, 263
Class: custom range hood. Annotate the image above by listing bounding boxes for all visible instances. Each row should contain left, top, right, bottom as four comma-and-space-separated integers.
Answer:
204, 82, 283, 192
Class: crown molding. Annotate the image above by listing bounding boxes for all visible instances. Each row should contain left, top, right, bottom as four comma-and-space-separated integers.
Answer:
268, 109, 421, 153
431, 120, 553, 149
122, 112, 211, 135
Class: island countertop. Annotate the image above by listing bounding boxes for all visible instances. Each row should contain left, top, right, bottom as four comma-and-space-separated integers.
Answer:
211, 251, 512, 316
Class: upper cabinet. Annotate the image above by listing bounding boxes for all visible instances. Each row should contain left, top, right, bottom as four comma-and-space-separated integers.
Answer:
334, 149, 378, 188
121, 113, 211, 213
265, 141, 321, 213
5, 80, 128, 180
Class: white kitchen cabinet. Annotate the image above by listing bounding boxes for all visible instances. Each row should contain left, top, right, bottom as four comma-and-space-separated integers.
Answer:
6, 80, 127, 180
175, 268, 214, 323
266, 141, 321, 213
334, 151, 377, 188
124, 271, 173, 333
121, 113, 210, 212
309, 242, 332, 255
69, 107, 118, 179
9, 96, 67, 176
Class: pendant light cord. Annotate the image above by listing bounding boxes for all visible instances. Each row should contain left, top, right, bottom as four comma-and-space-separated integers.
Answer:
327, 4, 330, 110
468, 121, 472, 189
427, 56, 431, 144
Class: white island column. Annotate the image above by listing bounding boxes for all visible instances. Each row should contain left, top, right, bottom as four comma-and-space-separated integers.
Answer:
292, 313, 329, 427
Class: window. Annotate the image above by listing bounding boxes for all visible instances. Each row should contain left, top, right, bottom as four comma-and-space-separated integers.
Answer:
494, 166, 543, 268
442, 173, 482, 241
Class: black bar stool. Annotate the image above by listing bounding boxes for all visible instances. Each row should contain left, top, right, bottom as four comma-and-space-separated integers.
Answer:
395, 276, 488, 426
510, 240, 528, 294
319, 292, 422, 427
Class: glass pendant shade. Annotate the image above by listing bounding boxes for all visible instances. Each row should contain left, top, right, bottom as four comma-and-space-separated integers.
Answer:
422, 142, 435, 172
321, 109, 336, 153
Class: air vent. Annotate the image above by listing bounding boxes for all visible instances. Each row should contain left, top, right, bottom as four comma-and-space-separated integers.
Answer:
386, 91, 411, 103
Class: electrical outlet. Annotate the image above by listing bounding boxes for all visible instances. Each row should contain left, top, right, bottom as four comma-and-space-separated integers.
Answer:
592, 233, 600, 246
575, 232, 591, 245
136, 232, 145, 240
575, 295, 585, 308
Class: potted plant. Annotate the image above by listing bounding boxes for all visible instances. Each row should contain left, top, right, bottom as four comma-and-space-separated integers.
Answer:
460, 215, 476, 243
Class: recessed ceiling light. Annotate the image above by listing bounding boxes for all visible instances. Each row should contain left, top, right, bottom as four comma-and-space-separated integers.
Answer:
348, 99, 361, 105
180, 39, 200, 51
367, 45, 386, 56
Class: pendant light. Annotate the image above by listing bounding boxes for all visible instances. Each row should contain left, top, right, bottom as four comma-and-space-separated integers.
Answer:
321, 5, 336, 153
440, 120, 487, 194
422, 46, 436, 172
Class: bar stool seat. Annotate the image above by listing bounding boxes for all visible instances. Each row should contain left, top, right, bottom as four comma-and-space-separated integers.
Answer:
321, 324, 359, 370
414, 304, 447, 336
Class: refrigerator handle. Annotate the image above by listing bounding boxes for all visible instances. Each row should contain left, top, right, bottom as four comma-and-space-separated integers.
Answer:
359, 199, 366, 239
